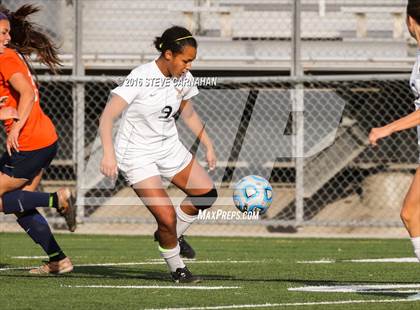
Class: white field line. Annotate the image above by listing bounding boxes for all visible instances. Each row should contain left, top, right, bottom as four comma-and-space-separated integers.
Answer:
147, 259, 196, 262
62, 285, 239, 290
289, 284, 420, 293
144, 298, 419, 310
297, 257, 419, 264
0, 259, 260, 272
11, 256, 48, 259
0, 266, 37, 271
348, 258, 419, 263
297, 260, 334, 264
310, 290, 420, 294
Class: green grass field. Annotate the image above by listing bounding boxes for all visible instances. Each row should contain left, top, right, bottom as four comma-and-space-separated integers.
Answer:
1, 233, 420, 309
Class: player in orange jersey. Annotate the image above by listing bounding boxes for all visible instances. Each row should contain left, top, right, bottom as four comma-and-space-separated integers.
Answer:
0, 5, 75, 274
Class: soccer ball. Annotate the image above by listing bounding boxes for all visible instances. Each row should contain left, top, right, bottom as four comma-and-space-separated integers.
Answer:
232, 175, 273, 215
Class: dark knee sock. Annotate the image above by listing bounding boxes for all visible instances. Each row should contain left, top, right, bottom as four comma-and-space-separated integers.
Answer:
2, 190, 58, 214
16, 210, 66, 262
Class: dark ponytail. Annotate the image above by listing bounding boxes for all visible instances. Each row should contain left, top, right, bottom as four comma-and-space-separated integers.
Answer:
408, 0, 420, 24
0, 4, 61, 73
154, 26, 197, 55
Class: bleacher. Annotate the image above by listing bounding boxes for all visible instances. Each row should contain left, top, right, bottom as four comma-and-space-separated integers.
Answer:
76, 0, 412, 72
1, 0, 410, 72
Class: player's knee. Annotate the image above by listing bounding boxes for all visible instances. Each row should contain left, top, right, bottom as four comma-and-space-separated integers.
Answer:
400, 202, 419, 225
0, 188, 6, 199
157, 216, 177, 234
0, 189, 8, 212
189, 187, 218, 210
400, 207, 409, 224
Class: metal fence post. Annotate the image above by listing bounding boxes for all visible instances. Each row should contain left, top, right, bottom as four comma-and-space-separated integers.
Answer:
291, 0, 304, 226
73, 0, 86, 221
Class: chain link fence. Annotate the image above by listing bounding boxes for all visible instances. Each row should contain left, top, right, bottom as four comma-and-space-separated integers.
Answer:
0, 0, 418, 236
1, 75, 418, 235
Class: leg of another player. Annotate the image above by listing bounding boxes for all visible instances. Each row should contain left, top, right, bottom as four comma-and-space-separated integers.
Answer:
16, 170, 73, 273
0, 172, 74, 223
400, 167, 420, 261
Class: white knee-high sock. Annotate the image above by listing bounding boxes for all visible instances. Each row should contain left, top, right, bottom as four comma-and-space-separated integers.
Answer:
159, 243, 185, 272
410, 237, 420, 262
175, 205, 197, 238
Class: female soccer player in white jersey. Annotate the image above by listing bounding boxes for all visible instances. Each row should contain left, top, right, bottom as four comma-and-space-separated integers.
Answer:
99, 26, 218, 283
369, 0, 420, 262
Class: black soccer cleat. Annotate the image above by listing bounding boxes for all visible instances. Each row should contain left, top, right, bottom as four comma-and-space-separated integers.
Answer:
153, 230, 159, 242
154, 231, 196, 259
178, 235, 196, 259
171, 266, 202, 283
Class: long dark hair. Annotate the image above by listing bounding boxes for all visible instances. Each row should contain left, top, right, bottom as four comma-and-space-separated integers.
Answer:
408, 0, 420, 24
0, 4, 61, 73
154, 26, 197, 55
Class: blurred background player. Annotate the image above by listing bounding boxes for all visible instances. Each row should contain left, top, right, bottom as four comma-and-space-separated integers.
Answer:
0, 5, 76, 274
99, 26, 218, 283
369, 0, 420, 263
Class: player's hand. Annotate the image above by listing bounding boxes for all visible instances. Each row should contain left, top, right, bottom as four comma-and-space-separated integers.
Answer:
206, 145, 217, 172
100, 154, 118, 178
368, 126, 393, 146
6, 121, 20, 155
0, 106, 18, 120
0, 96, 19, 121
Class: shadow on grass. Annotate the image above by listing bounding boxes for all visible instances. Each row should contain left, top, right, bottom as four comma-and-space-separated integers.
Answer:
0, 266, 170, 281
0, 265, 232, 283
200, 274, 419, 284
2, 266, 420, 288
357, 292, 416, 298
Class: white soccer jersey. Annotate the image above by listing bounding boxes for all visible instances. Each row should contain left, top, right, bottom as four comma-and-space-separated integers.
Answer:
409, 51, 420, 161
112, 61, 199, 159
